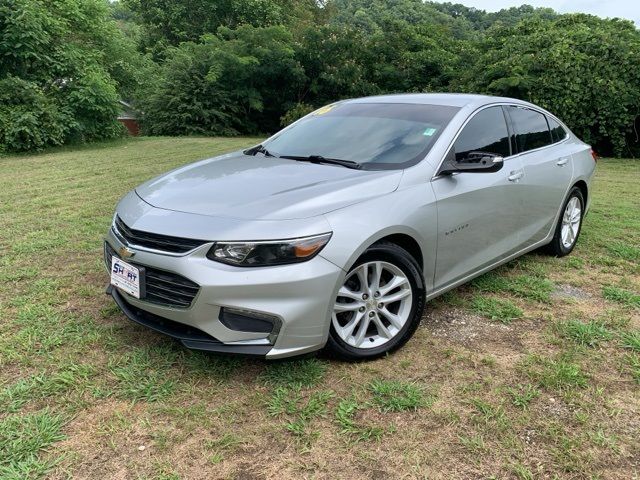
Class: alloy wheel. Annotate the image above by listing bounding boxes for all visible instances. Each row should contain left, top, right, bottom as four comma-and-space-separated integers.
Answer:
560, 196, 582, 248
332, 261, 413, 349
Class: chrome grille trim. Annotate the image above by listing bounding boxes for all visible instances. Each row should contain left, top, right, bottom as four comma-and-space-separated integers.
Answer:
113, 215, 207, 254
105, 242, 200, 309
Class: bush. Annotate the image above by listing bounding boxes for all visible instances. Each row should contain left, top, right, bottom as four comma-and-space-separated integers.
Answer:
0, 77, 68, 152
0, 0, 140, 152
139, 25, 306, 136
458, 15, 640, 156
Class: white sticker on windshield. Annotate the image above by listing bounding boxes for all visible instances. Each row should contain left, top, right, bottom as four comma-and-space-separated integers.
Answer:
423, 127, 437, 136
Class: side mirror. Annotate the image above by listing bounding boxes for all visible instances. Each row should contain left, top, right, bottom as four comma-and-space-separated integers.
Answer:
439, 151, 504, 175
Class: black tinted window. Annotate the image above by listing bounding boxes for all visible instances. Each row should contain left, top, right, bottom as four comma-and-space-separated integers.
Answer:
454, 107, 510, 161
548, 117, 567, 143
508, 107, 552, 152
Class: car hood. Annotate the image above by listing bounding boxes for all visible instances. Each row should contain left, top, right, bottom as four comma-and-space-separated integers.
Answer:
135, 152, 403, 220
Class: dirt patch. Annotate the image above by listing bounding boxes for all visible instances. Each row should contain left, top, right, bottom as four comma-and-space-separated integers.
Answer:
422, 307, 513, 346
552, 283, 592, 300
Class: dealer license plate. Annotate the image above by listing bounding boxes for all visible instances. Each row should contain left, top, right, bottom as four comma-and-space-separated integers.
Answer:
110, 256, 142, 299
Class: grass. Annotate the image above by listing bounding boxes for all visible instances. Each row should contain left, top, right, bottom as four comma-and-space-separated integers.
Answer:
520, 354, 589, 391
335, 397, 385, 442
260, 358, 328, 388
555, 319, 612, 347
602, 285, 640, 309
470, 296, 523, 324
0, 139, 638, 479
619, 330, 640, 352
0, 409, 66, 477
368, 379, 431, 412
506, 384, 540, 409
471, 272, 554, 303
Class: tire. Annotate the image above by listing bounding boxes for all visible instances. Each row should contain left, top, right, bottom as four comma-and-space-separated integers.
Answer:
325, 241, 426, 361
544, 186, 585, 257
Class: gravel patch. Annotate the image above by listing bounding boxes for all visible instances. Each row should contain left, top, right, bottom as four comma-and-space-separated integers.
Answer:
552, 283, 592, 300
422, 308, 512, 345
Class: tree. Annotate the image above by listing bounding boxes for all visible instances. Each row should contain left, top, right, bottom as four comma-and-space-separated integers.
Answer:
0, 0, 145, 152
139, 25, 306, 136
457, 15, 640, 155
121, 0, 322, 57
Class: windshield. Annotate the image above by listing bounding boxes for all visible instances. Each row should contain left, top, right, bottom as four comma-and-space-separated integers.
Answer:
264, 102, 460, 170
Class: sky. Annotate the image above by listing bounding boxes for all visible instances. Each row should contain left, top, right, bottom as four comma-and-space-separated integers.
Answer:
433, 0, 640, 26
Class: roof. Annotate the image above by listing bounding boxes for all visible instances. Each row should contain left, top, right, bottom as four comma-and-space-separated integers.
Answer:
346, 93, 531, 109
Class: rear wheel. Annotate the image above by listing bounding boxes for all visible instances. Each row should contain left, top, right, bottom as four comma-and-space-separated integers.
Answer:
325, 242, 425, 361
545, 186, 584, 257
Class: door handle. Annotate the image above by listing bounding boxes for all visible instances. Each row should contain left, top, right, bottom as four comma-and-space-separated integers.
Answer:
556, 158, 569, 166
508, 171, 524, 182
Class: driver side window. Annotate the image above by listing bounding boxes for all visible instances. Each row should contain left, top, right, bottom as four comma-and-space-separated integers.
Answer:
454, 107, 511, 161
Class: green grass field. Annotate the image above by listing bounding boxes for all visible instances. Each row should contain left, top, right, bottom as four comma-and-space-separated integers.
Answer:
0, 137, 638, 479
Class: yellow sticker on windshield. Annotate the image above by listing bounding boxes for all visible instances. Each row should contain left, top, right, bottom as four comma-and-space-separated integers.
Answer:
314, 104, 336, 115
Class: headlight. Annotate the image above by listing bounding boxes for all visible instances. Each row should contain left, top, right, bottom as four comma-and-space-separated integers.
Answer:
206, 233, 332, 267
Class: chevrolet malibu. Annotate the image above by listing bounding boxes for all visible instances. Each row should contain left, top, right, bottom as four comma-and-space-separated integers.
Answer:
105, 94, 596, 360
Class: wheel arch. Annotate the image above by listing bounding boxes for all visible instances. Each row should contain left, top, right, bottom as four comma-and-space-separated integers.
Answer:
373, 233, 424, 273
573, 180, 588, 207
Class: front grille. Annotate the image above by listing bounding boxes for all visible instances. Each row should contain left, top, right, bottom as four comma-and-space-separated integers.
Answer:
105, 242, 200, 309
113, 215, 207, 254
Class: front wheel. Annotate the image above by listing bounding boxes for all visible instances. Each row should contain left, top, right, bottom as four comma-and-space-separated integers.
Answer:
544, 186, 584, 257
325, 242, 426, 361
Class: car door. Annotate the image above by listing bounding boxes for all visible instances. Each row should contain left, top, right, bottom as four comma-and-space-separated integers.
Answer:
505, 106, 574, 244
431, 105, 525, 289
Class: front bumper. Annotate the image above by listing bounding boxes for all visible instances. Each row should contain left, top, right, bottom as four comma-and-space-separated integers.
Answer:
104, 228, 344, 359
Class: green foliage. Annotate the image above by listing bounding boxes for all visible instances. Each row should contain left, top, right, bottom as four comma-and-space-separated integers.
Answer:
122, 0, 320, 56
140, 25, 306, 136
280, 103, 316, 127
459, 14, 640, 156
0, 0, 147, 152
0, 77, 68, 152
5, 0, 640, 156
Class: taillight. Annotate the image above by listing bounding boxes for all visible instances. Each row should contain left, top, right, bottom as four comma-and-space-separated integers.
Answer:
591, 149, 599, 162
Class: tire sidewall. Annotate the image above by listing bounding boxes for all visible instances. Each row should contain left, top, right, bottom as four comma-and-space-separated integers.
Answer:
326, 243, 426, 360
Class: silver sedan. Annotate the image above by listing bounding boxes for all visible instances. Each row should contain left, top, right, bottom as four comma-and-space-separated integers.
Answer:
105, 94, 596, 360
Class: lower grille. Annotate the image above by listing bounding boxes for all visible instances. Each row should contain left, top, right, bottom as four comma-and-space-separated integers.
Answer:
116, 291, 220, 343
105, 242, 200, 308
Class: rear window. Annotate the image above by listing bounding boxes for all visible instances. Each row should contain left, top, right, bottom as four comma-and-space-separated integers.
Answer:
548, 117, 568, 143
507, 106, 553, 153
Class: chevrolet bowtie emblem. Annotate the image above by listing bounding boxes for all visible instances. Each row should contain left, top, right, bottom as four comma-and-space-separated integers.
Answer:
118, 246, 135, 259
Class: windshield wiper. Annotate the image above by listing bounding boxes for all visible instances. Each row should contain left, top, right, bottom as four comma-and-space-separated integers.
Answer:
279, 155, 362, 170
244, 144, 275, 157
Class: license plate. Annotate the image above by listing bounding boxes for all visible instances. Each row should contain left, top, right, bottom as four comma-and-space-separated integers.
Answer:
111, 256, 143, 299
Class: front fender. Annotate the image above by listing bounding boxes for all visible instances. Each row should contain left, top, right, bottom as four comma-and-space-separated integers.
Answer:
319, 185, 437, 292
